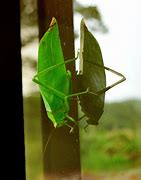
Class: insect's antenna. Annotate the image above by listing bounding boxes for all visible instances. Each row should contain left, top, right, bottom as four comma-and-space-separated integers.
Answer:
43, 128, 56, 157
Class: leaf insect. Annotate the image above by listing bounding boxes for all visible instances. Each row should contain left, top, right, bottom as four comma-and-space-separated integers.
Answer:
77, 19, 126, 126
32, 17, 91, 130
33, 17, 126, 131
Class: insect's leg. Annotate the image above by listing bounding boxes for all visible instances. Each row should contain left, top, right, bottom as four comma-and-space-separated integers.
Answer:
66, 114, 80, 127
32, 51, 80, 100
32, 53, 80, 100
63, 88, 98, 125
64, 88, 99, 112
32, 51, 79, 81
65, 88, 98, 105
66, 114, 75, 122
71, 113, 89, 131
66, 112, 89, 132
98, 63, 126, 89
78, 114, 89, 130
64, 123, 75, 133
79, 114, 86, 121
65, 87, 90, 99
86, 61, 126, 95
63, 88, 88, 113
99, 65, 126, 94
33, 76, 65, 100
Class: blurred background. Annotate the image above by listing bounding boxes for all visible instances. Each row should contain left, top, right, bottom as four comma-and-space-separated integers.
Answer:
21, 0, 141, 179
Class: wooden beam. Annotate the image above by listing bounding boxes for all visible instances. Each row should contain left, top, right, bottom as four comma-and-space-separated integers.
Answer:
37, 0, 81, 179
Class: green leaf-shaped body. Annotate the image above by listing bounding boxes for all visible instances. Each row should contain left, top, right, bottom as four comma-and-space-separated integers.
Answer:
37, 18, 71, 127
78, 19, 106, 125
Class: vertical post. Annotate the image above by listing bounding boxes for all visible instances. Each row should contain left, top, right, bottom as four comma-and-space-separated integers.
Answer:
37, 0, 81, 179
0, 0, 26, 180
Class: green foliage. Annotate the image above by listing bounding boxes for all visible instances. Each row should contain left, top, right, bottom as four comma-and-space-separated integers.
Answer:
24, 95, 141, 178
80, 127, 141, 172
99, 100, 141, 129
80, 100, 141, 172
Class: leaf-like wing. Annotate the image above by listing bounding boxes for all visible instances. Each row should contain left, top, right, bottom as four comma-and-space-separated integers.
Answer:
78, 19, 106, 125
37, 17, 71, 126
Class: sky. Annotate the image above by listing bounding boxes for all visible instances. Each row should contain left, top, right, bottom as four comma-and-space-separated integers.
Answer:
75, 0, 141, 102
